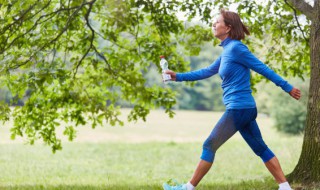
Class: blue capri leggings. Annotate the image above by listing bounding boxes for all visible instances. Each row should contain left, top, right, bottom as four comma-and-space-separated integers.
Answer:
201, 108, 275, 163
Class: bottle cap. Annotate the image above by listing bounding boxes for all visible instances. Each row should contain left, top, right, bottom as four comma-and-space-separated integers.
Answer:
159, 55, 165, 59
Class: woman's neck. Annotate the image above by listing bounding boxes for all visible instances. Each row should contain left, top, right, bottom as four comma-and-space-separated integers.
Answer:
219, 35, 229, 41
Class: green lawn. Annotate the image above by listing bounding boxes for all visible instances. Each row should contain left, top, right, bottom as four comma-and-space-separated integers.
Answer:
0, 109, 305, 190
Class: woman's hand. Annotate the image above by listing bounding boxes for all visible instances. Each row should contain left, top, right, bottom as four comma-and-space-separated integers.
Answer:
165, 70, 177, 81
289, 87, 301, 100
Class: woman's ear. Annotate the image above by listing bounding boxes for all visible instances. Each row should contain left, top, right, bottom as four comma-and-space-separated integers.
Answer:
226, 25, 231, 34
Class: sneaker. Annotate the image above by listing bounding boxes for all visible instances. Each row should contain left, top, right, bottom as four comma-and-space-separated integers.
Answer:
278, 182, 293, 190
163, 182, 187, 190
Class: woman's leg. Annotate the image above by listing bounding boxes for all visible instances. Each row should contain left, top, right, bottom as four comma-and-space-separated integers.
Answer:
265, 157, 287, 183
189, 110, 238, 187
239, 117, 289, 186
189, 160, 212, 186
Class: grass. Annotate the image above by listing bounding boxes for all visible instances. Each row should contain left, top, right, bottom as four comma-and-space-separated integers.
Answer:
0, 109, 306, 189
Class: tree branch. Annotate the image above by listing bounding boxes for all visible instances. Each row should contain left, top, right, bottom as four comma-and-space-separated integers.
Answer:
1, 1, 52, 54
73, 0, 114, 78
284, 0, 309, 43
8, 1, 89, 70
1, 1, 92, 55
285, 0, 314, 19
73, 0, 96, 78
0, 0, 41, 35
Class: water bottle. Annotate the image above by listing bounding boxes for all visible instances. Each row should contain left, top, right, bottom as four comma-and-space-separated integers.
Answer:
159, 55, 171, 84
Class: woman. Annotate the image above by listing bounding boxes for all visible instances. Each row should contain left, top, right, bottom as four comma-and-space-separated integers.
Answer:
163, 9, 301, 190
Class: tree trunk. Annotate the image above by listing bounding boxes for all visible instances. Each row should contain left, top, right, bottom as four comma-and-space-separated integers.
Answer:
288, 2, 320, 187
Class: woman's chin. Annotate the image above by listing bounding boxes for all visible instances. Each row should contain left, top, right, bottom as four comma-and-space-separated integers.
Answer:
213, 34, 221, 39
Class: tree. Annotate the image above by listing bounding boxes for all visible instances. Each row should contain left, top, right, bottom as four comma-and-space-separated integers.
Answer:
0, 0, 319, 187
0, 0, 214, 151
283, 0, 320, 186
256, 0, 319, 186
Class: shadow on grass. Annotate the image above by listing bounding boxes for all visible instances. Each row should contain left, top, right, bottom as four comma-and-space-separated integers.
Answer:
1, 179, 318, 190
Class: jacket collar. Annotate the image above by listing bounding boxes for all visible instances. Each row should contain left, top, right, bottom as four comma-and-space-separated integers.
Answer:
219, 37, 232, 47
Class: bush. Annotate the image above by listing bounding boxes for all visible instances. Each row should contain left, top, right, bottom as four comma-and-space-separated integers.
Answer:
269, 79, 309, 134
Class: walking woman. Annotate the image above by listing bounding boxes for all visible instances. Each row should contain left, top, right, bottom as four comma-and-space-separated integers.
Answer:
163, 9, 301, 190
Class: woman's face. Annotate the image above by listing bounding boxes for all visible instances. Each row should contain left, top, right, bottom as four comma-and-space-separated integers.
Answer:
212, 15, 230, 41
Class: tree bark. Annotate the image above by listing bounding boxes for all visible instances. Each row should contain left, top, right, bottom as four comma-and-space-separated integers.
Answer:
288, 1, 320, 186
286, 0, 314, 19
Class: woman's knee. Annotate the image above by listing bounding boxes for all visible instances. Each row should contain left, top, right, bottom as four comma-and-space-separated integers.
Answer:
201, 139, 217, 163
201, 148, 215, 163
259, 148, 275, 162
202, 138, 213, 150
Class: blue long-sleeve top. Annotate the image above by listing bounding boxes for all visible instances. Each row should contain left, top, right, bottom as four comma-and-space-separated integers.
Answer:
176, 38, 293, 109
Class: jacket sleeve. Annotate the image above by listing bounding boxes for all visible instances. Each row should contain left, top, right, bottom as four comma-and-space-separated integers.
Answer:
176, 56, 221, 82
235, 44, 293, 93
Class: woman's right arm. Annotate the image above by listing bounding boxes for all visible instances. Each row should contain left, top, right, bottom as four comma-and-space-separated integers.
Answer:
166, 56, 221, 82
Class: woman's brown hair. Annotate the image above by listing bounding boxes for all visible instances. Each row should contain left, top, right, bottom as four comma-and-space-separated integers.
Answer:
220, 9, 250, 40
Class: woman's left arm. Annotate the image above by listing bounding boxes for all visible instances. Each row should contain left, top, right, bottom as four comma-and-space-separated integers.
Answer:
236, 44, 301, 99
